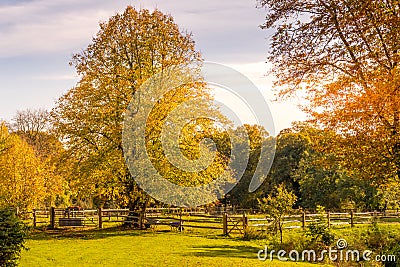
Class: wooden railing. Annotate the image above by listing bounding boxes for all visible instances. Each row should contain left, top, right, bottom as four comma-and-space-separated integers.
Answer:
247, 211, 400, 230
18, 208, 400, 235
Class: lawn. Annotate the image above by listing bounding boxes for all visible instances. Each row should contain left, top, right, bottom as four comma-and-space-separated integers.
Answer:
21, 223, 400, 267
20, 227, 329, 267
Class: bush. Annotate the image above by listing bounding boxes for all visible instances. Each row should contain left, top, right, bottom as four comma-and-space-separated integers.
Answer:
305, 206, 334, 249
363, 220, 400, 267
0, 208, 29, 267
306, 223, 335, 247
242, 227, 267, 240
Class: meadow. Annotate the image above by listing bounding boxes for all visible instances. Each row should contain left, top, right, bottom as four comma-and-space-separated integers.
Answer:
18, 208, 400, 266
20, 222, 400, 267
20, 226, 332, 267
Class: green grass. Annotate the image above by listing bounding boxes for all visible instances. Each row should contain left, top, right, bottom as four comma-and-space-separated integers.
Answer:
20, 222, 400, 266
20, 227, 329, 267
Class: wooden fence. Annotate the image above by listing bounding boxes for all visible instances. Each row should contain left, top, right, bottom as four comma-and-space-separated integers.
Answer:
19, 208, 400, 236
247, 211, 400, 231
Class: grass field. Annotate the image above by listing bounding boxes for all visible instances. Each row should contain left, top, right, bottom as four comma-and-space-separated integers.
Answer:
20, 222, 400, 267
20, 227, 331, 267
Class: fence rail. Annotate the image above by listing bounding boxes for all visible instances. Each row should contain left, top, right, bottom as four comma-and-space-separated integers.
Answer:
18, 208, 400, 236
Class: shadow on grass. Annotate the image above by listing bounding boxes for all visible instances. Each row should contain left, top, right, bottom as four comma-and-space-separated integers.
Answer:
183, 244, 259, 259
28, 226, 160, 241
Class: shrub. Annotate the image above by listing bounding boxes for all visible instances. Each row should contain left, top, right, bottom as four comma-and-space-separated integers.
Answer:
0, 208, 29, 267
305, 206, 334, 249
306, 223, 335, 246
242, 227, 267, 240
363, 220, 400, 267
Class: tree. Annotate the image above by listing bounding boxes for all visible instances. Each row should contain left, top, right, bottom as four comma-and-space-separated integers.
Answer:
254, 122, 320, 207
10, 109, 50, 136
266, 123, 312, 197
258, 183, 297, 243
0, 208, 29, 267
291, 125, 376, 210
9, 109, 65, 207
0, 122, 11, 154
267, 123, 379, 211
10, 109, 61, 158
122, 74, 235, 207
228, 124, 275, 208
0, 124, 47, 211
258, 1, 400, 186
52, 7, 221, 210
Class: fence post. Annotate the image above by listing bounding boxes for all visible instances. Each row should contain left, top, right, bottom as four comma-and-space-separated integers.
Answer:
242, 213, 248, 231
302, 212, 306, 229
33, 209, 37, 228
350, 210, 354, 227
327, 212, 331, 228
139, 212, 143, 230
50, 207, 55, 229
223, 213, 228, 236
179, 210, 183, 232
98, 208, 103, 229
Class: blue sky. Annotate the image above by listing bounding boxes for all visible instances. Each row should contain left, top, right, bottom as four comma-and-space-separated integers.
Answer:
0, 0, 306, 132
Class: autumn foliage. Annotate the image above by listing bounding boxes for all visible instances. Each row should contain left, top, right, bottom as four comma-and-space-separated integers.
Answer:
258, 0, 400, 190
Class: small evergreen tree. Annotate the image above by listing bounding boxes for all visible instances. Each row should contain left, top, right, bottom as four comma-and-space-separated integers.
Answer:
0, 208, 29, 267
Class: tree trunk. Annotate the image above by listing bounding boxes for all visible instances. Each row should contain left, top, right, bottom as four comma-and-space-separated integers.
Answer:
394, 141, 400, 180
393, 109, 400, 180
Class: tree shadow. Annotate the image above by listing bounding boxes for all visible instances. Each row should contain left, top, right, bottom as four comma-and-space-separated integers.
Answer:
28, 226, 159, 241
183, 244, 259, 259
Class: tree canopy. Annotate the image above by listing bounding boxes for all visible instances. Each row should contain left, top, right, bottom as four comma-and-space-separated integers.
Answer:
52, 7, 228, 209
258, 0, 400, 186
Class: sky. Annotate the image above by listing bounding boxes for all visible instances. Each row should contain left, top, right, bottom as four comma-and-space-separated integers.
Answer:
0, 0, 307, 134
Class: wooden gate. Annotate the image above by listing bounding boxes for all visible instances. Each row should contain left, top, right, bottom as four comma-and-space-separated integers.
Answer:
223, 213, 248, 235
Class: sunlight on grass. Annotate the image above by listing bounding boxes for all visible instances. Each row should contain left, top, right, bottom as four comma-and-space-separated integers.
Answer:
20, 228, 328, 267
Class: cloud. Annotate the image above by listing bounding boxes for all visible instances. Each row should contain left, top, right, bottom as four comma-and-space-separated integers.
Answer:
0, 0, 127, 58
31, 74, 78, 81
0, 0, 271, 64
138, 0, 270, 63
0, 0, 306, 132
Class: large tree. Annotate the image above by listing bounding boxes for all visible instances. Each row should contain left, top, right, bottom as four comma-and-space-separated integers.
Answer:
258, 1, 400, 186
52, 7, 223, 209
